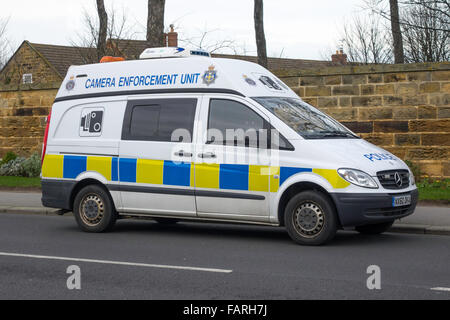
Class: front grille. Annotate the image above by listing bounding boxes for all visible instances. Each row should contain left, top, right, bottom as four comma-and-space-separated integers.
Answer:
377, 169, 409, 190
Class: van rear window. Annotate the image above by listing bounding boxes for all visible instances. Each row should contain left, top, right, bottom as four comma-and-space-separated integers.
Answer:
122, 98, 197, 142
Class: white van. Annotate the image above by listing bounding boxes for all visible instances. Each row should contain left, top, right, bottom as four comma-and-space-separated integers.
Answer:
41, 47, 418, 245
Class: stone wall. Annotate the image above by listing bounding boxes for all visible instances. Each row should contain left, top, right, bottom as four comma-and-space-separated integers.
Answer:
0, 88, 57, 156
0, 61, 449, 178
275, 62, 450, 178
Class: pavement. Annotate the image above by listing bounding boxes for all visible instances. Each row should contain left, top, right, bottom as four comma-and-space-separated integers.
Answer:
0, 212, 449, 299
0, 190, 448, 236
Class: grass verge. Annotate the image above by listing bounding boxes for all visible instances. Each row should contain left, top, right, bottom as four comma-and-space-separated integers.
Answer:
0, 176, 41, 189
418, 187, 450, 201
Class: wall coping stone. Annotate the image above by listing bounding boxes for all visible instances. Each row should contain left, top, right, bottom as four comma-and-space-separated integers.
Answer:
274, 62, 450, 78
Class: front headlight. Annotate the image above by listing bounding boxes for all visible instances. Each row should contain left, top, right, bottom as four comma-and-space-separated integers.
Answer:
337, 168, 378, 189
410, 171, 415, 185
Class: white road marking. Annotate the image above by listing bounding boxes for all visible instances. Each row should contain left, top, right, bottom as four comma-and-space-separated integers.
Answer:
430, 287, 450, 292
0, 251, 232, 274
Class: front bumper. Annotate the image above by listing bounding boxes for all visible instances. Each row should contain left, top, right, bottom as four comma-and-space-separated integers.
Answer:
331, 188, 419, 227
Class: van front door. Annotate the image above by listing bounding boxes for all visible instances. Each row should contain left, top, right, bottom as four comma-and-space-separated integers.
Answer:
118, 96, 199, 216
193, 96, 271, 223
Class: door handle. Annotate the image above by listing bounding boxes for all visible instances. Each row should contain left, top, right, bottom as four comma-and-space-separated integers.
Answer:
174, 150, 192, 157
198, 152, 216, 158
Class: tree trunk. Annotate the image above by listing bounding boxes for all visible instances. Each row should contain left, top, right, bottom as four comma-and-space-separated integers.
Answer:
147, 0, 166, 47
96, 0, 108, 60
254, 0, 268, 68
389, 0, 405, 63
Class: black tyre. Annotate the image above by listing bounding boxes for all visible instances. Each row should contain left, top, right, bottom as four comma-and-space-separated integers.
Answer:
355, 221, 394, 235
73, 185, 117, 232
284, 191, 338, 245
154, 218, 178, 225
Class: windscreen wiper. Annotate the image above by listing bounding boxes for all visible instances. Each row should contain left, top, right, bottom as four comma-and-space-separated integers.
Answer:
318, 130, 359, 138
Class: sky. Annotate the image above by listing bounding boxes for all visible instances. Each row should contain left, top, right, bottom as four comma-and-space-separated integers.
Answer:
1, 0, 366, 60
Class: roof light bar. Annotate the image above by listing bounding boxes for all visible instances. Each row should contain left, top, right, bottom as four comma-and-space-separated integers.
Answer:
139, 47, 210, 59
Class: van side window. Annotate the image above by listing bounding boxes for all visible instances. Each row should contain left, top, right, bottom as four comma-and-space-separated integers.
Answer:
122, 98, 197, 142
270, 127, 295, 151
207, 99, 267, 148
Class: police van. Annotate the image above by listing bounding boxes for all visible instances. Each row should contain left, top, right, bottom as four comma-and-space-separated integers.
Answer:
41, 47, 418, 245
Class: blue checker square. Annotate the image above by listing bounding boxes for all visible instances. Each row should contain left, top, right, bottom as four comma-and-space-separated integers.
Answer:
111, 157, 119, 181
163, 161, 191, 186
219, 164, 249, 190
63, 155, 87, 179
280, 166, 312, 185
119, 158, 137, 182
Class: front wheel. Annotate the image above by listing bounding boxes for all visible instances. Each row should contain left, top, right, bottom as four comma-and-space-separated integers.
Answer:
73, 185, 117, 232
284, 191, 338, 246
355, 221, 394, 235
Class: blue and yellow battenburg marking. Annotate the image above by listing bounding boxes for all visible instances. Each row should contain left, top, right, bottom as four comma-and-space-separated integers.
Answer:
42, 155, 350, 191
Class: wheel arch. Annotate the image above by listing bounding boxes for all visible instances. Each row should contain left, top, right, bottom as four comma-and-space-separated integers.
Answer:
69, 178, 113, 211
276, 181, 341, 227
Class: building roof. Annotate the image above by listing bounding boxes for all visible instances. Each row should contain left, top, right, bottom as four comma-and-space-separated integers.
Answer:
3, 40, 335, 80
107, 39, 333, 70
28, 42, 96, 77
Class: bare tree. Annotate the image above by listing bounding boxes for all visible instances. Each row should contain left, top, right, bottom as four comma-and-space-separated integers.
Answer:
0, 17, 10, 70
178, 26, 239, 54
389, 0, 405, 63
96, 0, 108, 60
71, 4, 136, 63
365, 0, 449, 32
147, 0, 166, 47
339, 14, 393, 64
365, 0, 449, 62
254, 0, 268, 68
402, 1, 449, 62
400, 0, 449, 29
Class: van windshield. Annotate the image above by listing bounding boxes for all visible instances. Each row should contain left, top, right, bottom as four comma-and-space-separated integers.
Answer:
253, 97, 359, 139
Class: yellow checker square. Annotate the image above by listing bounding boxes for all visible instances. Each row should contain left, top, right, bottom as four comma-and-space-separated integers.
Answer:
87, 156, 112, 181
195, 163, 219, 189
313, 168, 350, 189
269, 166, 280, 192
190, 163, 195, 187
42, 154, 63, 178
136, 159, 164, 184
249, 165, 270, 192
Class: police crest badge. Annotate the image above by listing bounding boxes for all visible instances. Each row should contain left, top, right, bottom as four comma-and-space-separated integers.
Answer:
202, 65, 217, 85
66, 75, 75, 91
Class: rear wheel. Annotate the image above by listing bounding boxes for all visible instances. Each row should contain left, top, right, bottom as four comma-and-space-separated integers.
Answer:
284, 191, 338, 245
355, 221, 394, 235
73, 185, 117, 232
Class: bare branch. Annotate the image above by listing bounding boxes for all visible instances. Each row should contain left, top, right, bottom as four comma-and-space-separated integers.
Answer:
0, 17, 11, 70
70, 4, 137, 63
338, 13, 393, 64
364, 0, 450, 32
363, 0, 449, 62
178, 27, 240, 54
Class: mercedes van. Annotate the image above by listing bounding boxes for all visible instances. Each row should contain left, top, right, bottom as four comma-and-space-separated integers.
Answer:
41, 47, 418, 245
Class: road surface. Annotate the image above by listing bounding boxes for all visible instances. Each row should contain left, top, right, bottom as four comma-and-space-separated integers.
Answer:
0, 212, 449, 299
